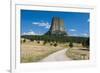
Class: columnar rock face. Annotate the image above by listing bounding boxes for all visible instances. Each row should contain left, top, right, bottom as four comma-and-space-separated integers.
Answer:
45, 16, 67, 36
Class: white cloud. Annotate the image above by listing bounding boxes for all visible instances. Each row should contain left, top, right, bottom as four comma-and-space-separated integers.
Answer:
88, 18, 90, 22
32, 21, 50, 29
82, 33, 89, 37
22, 30, 43, 35
69, 33, 89, 37
22, 30, 36, 35
70, 34, 78, 36
69, 29, 77, 32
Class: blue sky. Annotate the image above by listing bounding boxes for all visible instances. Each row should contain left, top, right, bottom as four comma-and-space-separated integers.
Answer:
21, 9, 90, 37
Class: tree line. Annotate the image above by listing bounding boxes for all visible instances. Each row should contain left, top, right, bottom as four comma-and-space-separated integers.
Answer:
21, 35, 89, 48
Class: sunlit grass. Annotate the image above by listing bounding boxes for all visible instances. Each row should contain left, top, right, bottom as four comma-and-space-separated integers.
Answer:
66, 47, 89, 60
21, 41, 66, 63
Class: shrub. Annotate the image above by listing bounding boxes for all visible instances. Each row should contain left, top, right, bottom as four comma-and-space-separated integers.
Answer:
37, 41, 40, 44
54, 43, 57, 47
50, 42, 53, 46
30, 38, 34, 42
82, 38, 89, 48
43, 41, 47, 45
23, 39, 26, 43
69, 42, 73, 48
86, 38, 89, 48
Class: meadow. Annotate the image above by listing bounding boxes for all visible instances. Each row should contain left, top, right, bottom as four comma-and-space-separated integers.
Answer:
21, 36, 89, 63
21, 39, 68, 63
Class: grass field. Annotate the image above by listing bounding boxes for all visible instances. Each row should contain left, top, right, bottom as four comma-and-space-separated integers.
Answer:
21, 39, 69, 63
66, 47, 89, 60
21, 38, 89, 63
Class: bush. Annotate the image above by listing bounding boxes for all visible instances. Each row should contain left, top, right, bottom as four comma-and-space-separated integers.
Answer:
82, 38, 89, 48
23, 39, 26, 43
69, 42, 73, 48
86, 38, 89, 48
54, 43, 57, 47
37, 41, 40, 44
30, 38, 34, 42
82, 41, 85, 47
50, 42, 53, 46
43, 41, 47, 45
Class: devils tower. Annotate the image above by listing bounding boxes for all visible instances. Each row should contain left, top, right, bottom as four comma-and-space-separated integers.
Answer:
45, 16, 67, 36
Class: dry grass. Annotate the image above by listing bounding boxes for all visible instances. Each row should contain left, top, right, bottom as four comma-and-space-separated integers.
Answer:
21, 41, 67, 63
66, 47, 89, 60
21, 39, 89, 62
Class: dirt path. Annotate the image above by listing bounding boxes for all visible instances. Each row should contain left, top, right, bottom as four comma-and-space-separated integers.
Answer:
40, 48, 71, 62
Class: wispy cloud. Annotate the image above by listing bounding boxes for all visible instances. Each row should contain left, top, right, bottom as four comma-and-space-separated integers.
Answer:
69, 34, 78, 36
82, 33, 89, 37
69, 33, 89, 37
69, 29, 77, 32
22, 30, 43, 35
88, 18, 90, 23
22, 31, 36, 35
22, 30, 39, 35
32, 21, 50, 29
